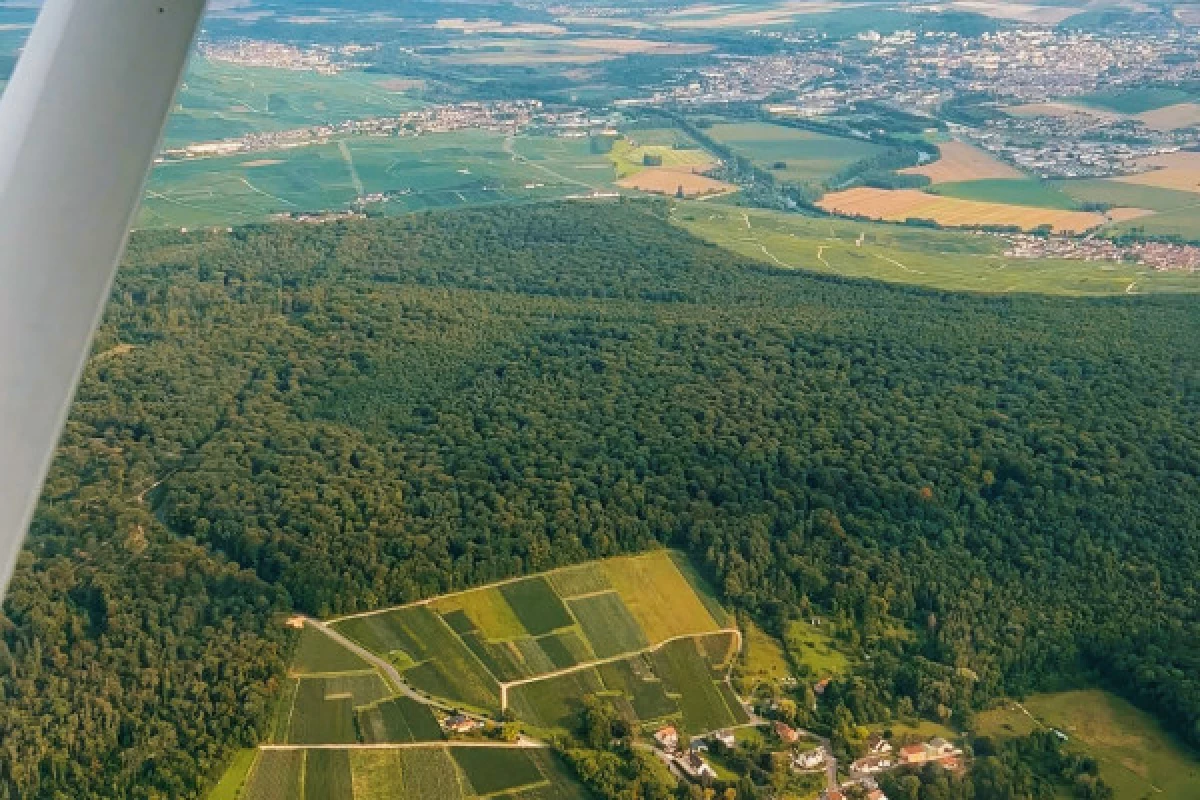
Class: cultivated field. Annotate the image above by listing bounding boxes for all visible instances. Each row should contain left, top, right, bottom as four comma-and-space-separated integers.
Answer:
704, 121, 882, 185
331, 551, 744, 735
347, 747, 588, 800
949, 0, 1082, 24
676, 203, 1200, 295
1114, 151, 1200, 194
901, 140, 1024, 184
618, 168, 735, 198
975, 690, 1200, 800
816, 186, 1122, 233
929, 178, 1080, 209
138, 131, 613, 229
609, 136, 714, 179
1136, 102, 1200, 132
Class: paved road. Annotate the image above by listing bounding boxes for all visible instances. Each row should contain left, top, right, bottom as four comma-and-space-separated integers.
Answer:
304, 617, 493, 724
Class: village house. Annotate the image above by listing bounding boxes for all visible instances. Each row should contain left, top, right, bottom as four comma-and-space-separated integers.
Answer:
793, 746, 828, 771
867, 790, 890, 800
654, 725, 679, 752
898, 738, 963, 767
711, 730, 736, 749
814, 678, 832, 695
441, 714, 481, 734
677, 750, 717, 781
867, 734, 893, 755
774, 721, 800, 744
820, 790, 844, 800
851, 753, 894, 774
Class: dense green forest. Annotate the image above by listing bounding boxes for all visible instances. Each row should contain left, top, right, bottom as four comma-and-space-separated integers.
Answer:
0, 199, 1197, 798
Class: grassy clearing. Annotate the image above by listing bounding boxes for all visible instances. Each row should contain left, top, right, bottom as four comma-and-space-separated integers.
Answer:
677, 202, 1200, 295
1078, 87, 1194, 114
568, 592, 649, 658
432, 586, 528, 641
499, 577, 575, 636
976, 690, 1200, 800
930, 179, 1081, 210
304, 749, 354, 800
610, 135, 713, 179
654, 637, 746, 734
291, 627, 370, 674
206, 749, 257, 800
357, 696, 444, 743
602, 550, 722, 644
784, 621, 850, 679
452, 747, 546, 795
704, 121, 882, 185
739, 620, 791, 690
242, 750, 304, 800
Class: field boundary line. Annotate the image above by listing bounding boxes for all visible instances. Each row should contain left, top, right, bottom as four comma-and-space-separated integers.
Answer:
329, 549, 685, 623
259, 741, 549, 751
499, 628, 743, 710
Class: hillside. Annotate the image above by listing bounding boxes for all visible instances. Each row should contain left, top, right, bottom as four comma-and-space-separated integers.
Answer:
2, 199, 1198, 798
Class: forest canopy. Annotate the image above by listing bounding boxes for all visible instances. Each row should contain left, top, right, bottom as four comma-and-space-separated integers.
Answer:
1, 199, 1197, 798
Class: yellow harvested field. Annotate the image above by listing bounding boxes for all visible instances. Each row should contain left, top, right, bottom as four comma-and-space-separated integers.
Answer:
1007, 102, 1125, 122
901, 140, 1024, 184
1104, 206, 1156, 223
601, 551, 721, 643
1114, 151, 1200, 193
434, 18, 568, 35
1137, 103, 1200, 131
569, 38, 713, 55
661, 1, 856, 28
951, 1, 1082, 23
377, 78, 426, 92
241, 159, 285, 168
817, 187, 1112, 234
619, 168, 734, 198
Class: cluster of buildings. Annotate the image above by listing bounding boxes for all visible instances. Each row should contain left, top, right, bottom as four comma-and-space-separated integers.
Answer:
441, 713, 485, 735
160, 101, 547, 161
197, 39, 374, 74
652, 725, 720, 782
1003, 234, 1200, 272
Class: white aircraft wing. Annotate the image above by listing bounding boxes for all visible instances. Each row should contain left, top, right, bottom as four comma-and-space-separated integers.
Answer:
0, 0, 206, 601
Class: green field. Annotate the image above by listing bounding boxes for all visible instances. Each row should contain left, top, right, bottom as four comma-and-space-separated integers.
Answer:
976, 690, 1200, 800
357, 696, 444, 743
305, 750, 354, 800
334, 606, 502, 714
392, 748, 466, 800
738, 620, 791, 693
704, 121, 883, 185
654, 635, 748, 734
547, 563, 613, 598
292, 628, 371, 674
242, 750, 304, 800
452, 748, 546, 795
601, 551, 723, 644
499, 578, 575, 636
930, 179, 1081, 210
288, 678, 359, 744
166, 57, 422, 149
509, 668, 607, 730
207, 749, 258, 800
678, 202, 1200, 295
784, 621, 851, 679
610, 134, 713, 179
138, 131, 615, 230
1077, 87, 1194, 114
433, 587, 529, 641
567, 592, 649, 658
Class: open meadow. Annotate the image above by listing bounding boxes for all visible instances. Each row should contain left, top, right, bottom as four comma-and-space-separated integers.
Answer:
138, 131, 614, 229
167, 57, 423, 149
676, 202, 1200, 295
975, 690, 1200, 800
704, 121, 883, 185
